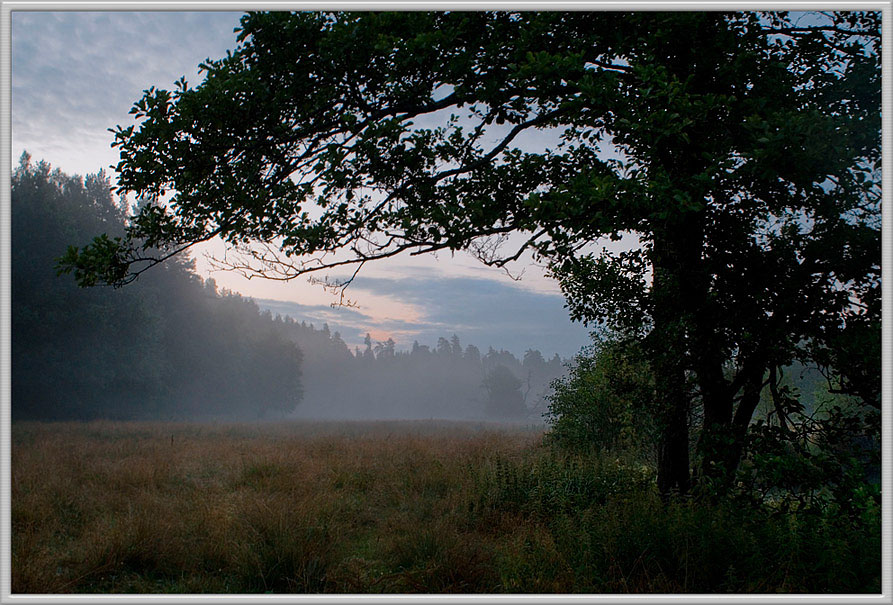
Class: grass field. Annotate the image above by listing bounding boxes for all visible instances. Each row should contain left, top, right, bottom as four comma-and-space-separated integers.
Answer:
11, 420, 881, 594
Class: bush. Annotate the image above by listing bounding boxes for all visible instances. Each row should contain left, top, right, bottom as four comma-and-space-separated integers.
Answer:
473, 447, 881, 593
532, 333, 881, 592
475, 449, 655, 519
734, 404, 881, 517
544, 336, 656, 458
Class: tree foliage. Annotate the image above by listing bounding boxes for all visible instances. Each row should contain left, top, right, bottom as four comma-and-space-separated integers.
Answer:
59, 11, 880, 494
482, 364, 527, 419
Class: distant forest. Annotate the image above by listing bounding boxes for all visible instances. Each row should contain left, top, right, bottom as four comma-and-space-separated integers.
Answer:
11, 155, 565, 422
284, 321, 564, 421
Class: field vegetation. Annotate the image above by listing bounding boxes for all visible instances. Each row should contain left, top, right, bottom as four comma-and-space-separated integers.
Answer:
12, 418, 880, 594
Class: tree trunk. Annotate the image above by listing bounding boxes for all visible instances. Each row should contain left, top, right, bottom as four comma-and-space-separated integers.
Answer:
696, 356, 766, 494
651, 230, 691, 497
689, 288, 736, 491
655, 350, 691, 497
729, 363, 767, 471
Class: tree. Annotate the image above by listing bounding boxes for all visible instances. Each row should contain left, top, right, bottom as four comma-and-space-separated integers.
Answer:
482, 365, 527, 419
59, 11, 880, 495
245, 329, 304, 417
436, 337, 452, 357
374, 337, 396, 359
546, 336, 656, 456
450, 334, 463, 358
12, 154, 169, 419
362, 332, 375, 361
464, 344, 481, 365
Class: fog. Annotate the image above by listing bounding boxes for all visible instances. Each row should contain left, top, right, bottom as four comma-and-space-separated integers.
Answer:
11, 155, 571, 424
277, 319, 565, 423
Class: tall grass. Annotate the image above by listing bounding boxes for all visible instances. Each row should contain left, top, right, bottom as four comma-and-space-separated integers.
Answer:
11, 420, 880, 593
472, 447, 881, 593
12, 420, 533, 593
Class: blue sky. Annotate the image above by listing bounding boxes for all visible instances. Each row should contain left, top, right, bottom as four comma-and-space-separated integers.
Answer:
11, 10, 595, 359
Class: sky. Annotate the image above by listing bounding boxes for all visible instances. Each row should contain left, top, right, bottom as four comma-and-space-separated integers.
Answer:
10, 10, 596, 359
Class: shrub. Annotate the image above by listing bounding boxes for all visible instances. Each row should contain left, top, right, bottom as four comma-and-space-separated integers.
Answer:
544, 336, 656, 458
473, 447, 881, 593
475, 450, 655, 518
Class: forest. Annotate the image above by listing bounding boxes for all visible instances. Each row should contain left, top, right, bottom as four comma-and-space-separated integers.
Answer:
282, 320, 564, 420
11, 154, 562, 422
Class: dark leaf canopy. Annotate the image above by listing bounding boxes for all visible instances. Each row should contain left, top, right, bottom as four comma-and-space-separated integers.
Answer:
60, 11, 878, 296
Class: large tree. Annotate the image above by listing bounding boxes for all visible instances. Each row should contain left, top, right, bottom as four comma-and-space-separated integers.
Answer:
60, 11, 881, 494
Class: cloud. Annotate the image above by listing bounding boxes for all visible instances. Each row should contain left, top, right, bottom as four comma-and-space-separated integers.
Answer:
257, 298, 375, 328
256, 273, 592, 360
12, 11, 243, 176
255, 297, 433, 354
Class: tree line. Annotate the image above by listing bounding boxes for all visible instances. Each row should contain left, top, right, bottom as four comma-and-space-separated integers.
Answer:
12, 154, 302, 421
12, 154, 563, 421
280, 319, 564, 420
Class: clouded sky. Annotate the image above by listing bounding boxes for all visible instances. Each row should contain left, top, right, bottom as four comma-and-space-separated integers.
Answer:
11, 10, 595, 359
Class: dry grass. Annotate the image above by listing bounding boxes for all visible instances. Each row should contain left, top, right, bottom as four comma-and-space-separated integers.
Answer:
11, 419, 543, 594
12, 419, 880, 594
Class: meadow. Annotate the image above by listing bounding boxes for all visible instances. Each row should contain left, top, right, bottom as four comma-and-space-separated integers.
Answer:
11, 420, 881, 594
